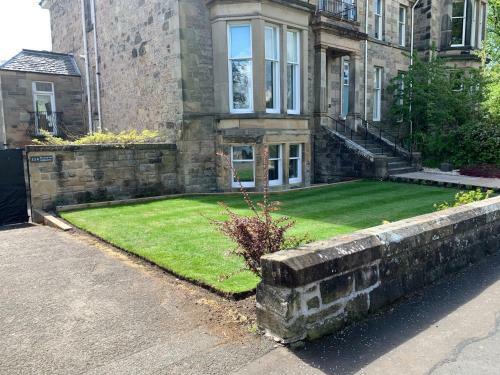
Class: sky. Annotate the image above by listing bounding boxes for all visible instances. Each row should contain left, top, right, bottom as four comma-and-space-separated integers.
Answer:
0, 0, 52, 63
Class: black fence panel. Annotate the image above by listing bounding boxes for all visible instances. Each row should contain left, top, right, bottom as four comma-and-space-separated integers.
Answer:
0, 149, 29, 226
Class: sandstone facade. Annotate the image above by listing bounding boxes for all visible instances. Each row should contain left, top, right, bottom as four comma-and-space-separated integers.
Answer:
40, 0, 486, 192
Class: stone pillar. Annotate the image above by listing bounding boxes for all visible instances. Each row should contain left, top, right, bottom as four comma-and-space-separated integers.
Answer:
314, 45, 328, 114
252, 18, 266, 114
348, 53, 363, 130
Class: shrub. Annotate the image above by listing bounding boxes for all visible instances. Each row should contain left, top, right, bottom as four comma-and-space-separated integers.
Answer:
33, 129, 161, 145
211, 150, 304, 277
460, 164, 500, 178
434, 188, 493, 211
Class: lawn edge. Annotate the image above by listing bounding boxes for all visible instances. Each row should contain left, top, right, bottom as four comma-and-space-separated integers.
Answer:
59, 215, 257, 300
56, 179, 361, 213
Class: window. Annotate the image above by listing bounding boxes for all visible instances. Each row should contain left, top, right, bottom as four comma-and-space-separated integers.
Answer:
399, 6, 406, 47
231, 146, 255, 188
32, 81, 57, 135
341, 59, 350, 119
228, 24, 253, 113
478, 2, 487, 48
265, 25, 280, 113
287, 30, 300, 114
289, 144, 302, 184
84, 0, 93, 32
373, 67, 382, 121
374, 0, 383, 40
451, 0, 467, 46
268, 145, 283, 186
397, 72, 405, 107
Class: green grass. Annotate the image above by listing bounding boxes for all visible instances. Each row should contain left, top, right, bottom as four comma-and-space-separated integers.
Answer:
61, 180, 458, 294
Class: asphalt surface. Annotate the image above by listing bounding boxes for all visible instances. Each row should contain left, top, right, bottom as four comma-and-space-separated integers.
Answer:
0, 225, 274, 375
1, 224, 499, 374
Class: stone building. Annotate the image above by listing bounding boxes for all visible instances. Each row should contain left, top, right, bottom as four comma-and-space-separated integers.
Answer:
39, 0, 487, 192
0, 50, 86, 149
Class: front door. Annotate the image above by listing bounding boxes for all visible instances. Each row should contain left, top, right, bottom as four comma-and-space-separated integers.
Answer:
341, 59, 350, 119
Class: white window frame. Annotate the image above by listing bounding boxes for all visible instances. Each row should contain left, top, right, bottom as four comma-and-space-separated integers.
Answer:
340, 59, 350, 119
374, 0, 383, 41
288, 144, 302, 184
373, 67, 382, 121
399, 6, 406, 47
32, 81, 57, 135
228, 23, 254, 114
268, 144, 283, 187
231, 145, 255, 188
265, 25, 280, 114
478, 2, 487, 48
287, 30, 301, 115
451, 0, 467, 47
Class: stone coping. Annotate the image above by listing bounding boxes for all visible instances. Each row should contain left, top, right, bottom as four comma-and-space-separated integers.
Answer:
261, 195, 500, 288
26, 143, 177, 152
56, 180, 360, 212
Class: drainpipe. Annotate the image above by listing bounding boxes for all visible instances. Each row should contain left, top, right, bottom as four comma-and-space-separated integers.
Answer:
409, 0, 421, 143
363, 0, 368, 121
80, 0, 93, 134
90, 0, 102, 132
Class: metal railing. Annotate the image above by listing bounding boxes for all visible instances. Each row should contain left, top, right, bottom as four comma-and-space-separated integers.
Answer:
28, 112, 63, 136
324, 114, 414, 162
317, 0, 357, 22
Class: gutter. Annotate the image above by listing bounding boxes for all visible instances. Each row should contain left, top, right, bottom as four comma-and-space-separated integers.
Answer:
80, 0, 93, 134
90, 0, 103, 132
0, 75, 7, 149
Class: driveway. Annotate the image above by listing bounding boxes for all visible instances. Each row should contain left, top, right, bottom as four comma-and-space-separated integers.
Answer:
1, 224, 500, 374
0, 225, 274, 374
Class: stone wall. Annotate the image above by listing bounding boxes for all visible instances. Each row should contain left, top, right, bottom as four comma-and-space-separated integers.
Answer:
314, 123, 387, 182
46, 0, 184, 137
0, 70, 85, 148
257, 196, 500, 343
27, 143, 178, 210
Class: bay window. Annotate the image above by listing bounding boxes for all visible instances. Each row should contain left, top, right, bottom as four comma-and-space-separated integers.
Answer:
373, 67, 382, 121
451, 0, 467, 46
268, 145, 283, 186
265, 25, 280, 113
374, 0, 383, 40
228, 24, 253, 113
287, 30, 301, 114
289, 144, 302, 184
231, 146, 255, 188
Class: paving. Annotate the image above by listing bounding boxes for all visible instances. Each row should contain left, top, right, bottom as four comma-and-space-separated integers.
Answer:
1, 224, 500, 374
390, 171, 500, 191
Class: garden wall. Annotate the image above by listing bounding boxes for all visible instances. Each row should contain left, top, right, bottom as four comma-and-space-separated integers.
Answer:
27, 144, 178, 210
257, 196, 500, 343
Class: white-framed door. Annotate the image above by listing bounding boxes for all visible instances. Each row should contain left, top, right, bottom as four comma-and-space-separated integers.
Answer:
32, 81, 57, 135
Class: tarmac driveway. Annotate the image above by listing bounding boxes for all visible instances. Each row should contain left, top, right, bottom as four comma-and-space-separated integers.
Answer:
0, 225, 273, 375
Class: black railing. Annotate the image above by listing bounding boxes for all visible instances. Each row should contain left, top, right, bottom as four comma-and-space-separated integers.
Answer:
318, 0, 357, 22
324, 114, 414, 163
28, 112, 63, 136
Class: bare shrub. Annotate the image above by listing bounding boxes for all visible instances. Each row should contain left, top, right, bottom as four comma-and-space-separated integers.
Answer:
211, 148, 298, 277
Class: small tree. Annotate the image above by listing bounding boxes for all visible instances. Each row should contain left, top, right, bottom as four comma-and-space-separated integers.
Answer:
211, 148, 297, 277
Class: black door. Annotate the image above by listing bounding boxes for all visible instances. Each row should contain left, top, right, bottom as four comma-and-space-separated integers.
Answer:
0, 149, 29, 226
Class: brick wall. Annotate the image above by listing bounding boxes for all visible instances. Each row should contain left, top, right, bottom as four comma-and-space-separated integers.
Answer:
27, 143, 178, 210
257, 196, 500, 343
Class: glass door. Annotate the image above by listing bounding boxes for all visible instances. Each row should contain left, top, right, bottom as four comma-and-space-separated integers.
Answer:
341, 59, 350, 119
33, 82, 57, 135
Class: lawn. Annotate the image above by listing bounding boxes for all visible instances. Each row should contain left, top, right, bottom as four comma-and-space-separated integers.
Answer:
61, 180, 458, 295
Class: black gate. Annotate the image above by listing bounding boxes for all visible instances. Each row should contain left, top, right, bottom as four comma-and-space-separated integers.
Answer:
0, 149, 29, 226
